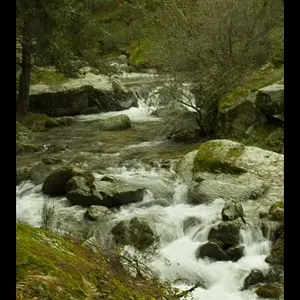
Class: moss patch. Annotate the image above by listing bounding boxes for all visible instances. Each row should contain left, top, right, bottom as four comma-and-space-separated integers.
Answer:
219, 66, 284, 110
193, 140, 246, 174
256, 283, 283, 299
17, 222, 178, 300
242, 124, 284, 154
31, 68, 69, 85
21, 113, 56, 132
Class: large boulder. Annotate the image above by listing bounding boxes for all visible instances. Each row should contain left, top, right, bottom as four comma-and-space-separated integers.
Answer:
215, 97, 266, 139
193, 140, 247, 175
187, 180, 264, 205
176, 150, 198, 181
191, 140, 284, 214
97, 114, 131, 131
196, 240, 229, 261
29, 75, 136, 117
208, 220, 242, 247
255, 84, 284, 117
65, 176, 145, 208
243, 270, 265, 289
221, 200, 245, 222
196, 241, 244, 262
111, 217, 155, 251
42, 166, 83, 196
268, 201, 284, 222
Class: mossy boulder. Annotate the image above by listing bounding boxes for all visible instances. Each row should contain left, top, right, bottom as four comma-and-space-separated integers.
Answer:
221, 200, 245, 222
42, 166, 82, 196
17, 222, 177, 300
242, 124, 284, 154
111, 217, 155, 251
255, 83, 284, 118
97, 114, 131, 131
193, 140, 246, 175
255, 283, 284, 299
265, 234, 284, 266
268, 201, 284, 222
208, 220, 242, 247
22, 112, 56, 131
84, 205, 114, 221
214, 98, 265, 140
44, 118, 60, 128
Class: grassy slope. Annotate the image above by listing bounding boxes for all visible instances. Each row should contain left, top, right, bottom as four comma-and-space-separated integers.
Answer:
17, 222, 178, 300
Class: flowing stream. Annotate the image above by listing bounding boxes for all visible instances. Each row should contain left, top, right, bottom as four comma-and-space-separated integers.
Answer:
16, 76, 273, 300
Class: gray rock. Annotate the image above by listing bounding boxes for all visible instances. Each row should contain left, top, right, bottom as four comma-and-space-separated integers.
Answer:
196, 241, 229, 261
42, 166, 81, 196
208, 220, 242, 247
84, 205, 114, 221
243, 270, 265, 289
256, 84, 284, 117
65, 177, 145, 208
225, 245, 244, 261
221, 200, 245, 222
187, 180, 263, 205
111, 217, 155, 251
29, 76, 136, 117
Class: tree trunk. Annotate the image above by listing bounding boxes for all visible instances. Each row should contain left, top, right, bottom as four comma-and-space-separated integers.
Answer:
17, 41, 31, 116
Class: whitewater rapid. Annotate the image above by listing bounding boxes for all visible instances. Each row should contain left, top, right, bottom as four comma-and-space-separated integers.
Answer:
16, 80, 272, 300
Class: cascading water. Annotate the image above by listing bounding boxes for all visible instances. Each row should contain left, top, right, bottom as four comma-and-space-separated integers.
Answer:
16, 75, 274, 300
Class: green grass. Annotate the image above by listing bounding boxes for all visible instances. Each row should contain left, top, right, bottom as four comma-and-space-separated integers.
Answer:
219, 65, 284, 110
17, 222, 178, 300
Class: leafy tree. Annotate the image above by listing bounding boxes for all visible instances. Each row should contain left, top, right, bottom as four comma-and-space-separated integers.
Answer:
16, 0, 93, 116
128, 0, 284, 136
